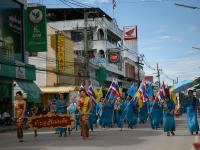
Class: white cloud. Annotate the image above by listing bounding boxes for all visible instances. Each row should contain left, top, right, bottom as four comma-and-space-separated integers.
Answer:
158, 55, 200, 81
189, 25, 198, 33
158, 35, 184, 43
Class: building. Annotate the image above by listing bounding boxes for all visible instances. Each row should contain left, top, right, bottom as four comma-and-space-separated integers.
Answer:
28, 25, 77, 105
0, 0, 40, 114
46, 8, 144, 89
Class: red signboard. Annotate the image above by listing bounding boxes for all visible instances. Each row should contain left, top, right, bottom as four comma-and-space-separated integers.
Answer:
28, 114, 75, 129
108, 52, 120, 63
123, 26, 137, 40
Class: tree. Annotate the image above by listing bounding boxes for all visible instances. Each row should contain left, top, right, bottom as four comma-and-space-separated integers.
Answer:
194, 77, 200, 89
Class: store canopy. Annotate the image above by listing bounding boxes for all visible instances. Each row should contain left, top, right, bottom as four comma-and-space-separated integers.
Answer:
15, 80, 42, 103
40, 86, 77, 94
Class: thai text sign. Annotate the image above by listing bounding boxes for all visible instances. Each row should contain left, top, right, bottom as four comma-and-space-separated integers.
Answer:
57, 34, 65, 72
25, 5, 47, 52
28, 114, 75, 129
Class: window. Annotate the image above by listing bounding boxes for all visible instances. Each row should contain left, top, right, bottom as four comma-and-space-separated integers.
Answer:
29, 52, 38, 57
71, 31, 83, 42
98, 29, 104, 40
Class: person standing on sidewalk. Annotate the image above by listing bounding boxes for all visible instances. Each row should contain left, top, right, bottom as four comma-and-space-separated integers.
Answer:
186, 90, 199, 135
14, 91, 26, 142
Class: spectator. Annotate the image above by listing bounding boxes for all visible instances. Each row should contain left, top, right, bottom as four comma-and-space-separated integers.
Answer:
2, 110, 11, 125
0, 112, 3, 125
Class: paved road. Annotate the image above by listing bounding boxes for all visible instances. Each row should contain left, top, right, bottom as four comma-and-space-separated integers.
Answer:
0, 114, 198, 150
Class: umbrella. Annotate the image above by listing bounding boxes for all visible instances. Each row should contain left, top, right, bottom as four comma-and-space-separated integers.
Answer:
172, 80, 196, 93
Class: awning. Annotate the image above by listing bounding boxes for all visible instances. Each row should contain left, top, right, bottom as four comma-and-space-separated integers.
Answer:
15, 80, 41, 103
40, 86, 77, 94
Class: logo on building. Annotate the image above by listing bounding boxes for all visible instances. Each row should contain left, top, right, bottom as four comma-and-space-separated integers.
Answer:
123, 26, 137, 40
108, 51, 120, 63
29, 8, 43, 24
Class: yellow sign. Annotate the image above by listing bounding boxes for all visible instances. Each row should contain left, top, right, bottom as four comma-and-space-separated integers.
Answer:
57, 34, 65, 72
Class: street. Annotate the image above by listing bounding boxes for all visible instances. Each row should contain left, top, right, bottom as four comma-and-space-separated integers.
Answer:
0, 115, 197, 150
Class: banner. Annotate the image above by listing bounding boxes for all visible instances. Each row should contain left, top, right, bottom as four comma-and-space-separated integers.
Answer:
28, 114, 75, 129
57, 34, 65, 72
123, 26, 137, 40
25, 5, 47, 52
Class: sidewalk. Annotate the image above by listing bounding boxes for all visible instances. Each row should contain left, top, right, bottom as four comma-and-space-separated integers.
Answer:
0, 125, 16, 133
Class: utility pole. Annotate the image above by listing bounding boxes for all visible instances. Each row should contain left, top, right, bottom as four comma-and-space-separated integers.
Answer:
156, 63, 161, 87
84, 8, 89, 80
137, 55, 144, 86
177, 77, 179, 83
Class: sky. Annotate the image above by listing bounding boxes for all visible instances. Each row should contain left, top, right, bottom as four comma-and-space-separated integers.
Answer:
29, 0, 200, 85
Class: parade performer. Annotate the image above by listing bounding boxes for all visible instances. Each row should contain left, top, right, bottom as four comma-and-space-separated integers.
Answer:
139, 101, 148, 124
148, 96, 160, 129
14, 91, 26, 142
77, 89, 92, 140
161, 95, 175, 136
89, 104, 97, 131
186, 90, 199, 135
125, 96, 138, 129
56, 93, 68, 137
96, 98, 103, 128
115, 98, 126, 131
67, 99, 77, 135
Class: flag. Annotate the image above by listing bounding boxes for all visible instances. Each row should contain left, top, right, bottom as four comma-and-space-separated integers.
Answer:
88, 84, 97, 105
112, 0, 117, 9
80, 84, 86, 93
146, 85, 154, 98
109, 78, 120, 97
127, 84, 137, 98
136, 82, 148, 107
108, 91, 115, 100
94, 87, 103, 103
156, 81, 170, 101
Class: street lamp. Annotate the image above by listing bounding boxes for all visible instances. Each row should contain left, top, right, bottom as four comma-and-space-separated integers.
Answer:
175, 3, 200, 10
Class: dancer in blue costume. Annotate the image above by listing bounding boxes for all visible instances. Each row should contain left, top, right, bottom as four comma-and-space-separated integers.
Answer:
125, 96, 138, 129
161, 95, 175, 136
115, 98, 126, 130
67, 101, 77, 135
56, 93, 68, 137
158, 104, 163, 126
89, 104, 97, 131
107, 100, 114, 127
96, 98, 103, 127
139, 101, 148, 124
186, 90, 199, 135
148, 96, 160, 129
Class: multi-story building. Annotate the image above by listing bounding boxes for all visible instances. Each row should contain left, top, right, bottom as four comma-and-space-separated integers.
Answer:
46, 8, 144, 89
0, 0, 39, 114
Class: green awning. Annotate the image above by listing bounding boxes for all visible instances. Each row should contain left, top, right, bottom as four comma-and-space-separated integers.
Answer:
15, 80, 41, 103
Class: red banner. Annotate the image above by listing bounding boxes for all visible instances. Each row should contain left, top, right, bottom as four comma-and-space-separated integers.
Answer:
28, 114, 75, 129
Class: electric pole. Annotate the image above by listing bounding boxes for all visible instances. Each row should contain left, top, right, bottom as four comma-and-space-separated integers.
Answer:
156, 63, 161, 87
137, 55, 144, 86
84, 8, 89, 79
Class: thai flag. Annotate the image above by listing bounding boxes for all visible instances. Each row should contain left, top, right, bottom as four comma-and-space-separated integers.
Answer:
88, 84, 97, 105
140, 82, 148, 102
156, 82, 166, 100
109, 78, 120, 97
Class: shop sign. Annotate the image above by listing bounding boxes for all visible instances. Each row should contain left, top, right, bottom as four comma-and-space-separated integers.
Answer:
25, 6, 47, 52
108, 52, 120, 63
57, 34, 65, 72
123, 26, 137, 40
28, 114, 75, 129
